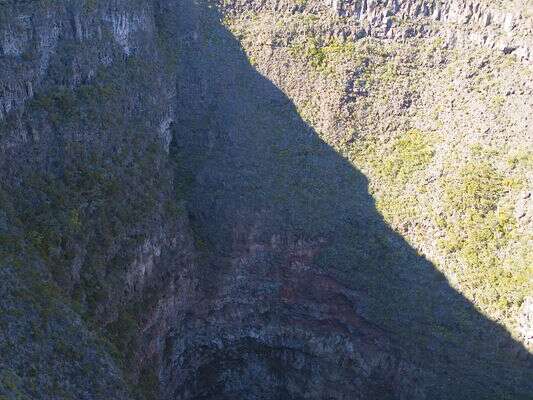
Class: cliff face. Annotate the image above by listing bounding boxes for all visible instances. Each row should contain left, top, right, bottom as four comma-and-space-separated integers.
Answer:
0, 1, 190, 397
222, 0, 533, 347
221, 0, 533, 60
0, 0, 532, 399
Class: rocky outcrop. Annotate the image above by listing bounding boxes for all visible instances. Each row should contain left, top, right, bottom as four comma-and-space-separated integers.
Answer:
219, 0, 532, 61
156, 212, 426, 399
0, 0, 166, 122
333, 0, 532, 61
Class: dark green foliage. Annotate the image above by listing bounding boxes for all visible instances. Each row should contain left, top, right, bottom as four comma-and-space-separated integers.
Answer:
0, 248, 132, 398
137, 368, 159, 400
0, 18, 182, 394
107, 311, 139, 355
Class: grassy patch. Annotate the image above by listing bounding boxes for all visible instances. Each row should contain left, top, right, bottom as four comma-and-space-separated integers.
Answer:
346, 129, 436, 229
381, 129, 435, 184
438, 161, 528, 315
289, 37, 363, 75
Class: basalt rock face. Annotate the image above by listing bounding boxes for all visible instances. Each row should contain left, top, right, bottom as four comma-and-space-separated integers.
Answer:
0, 0, 532, 399
220, 0, 533, 61
155, 3, 426, 398
0, 0, 188, 397
158, 3, 533, 398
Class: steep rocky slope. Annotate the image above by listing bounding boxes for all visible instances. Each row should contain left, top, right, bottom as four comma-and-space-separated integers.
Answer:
0, 1, 191, 397
221, 0, 533, 349
0, 0, 532, 399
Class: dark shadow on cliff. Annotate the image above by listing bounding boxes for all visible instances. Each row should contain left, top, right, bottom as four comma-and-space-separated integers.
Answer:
160, 1, 532, 399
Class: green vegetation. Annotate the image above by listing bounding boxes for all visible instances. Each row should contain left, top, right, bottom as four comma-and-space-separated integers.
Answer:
347, 129, 436, 226
438, 161, 529, 315
1, 45, 183, 397
107, 311, 139, 355
377, 59, 400, 84
352, 133, 530, 319
442, 162, 508, 218
0, 368, 31, 400
507, 149, 533, 169
347, 124, 528, 320
136, 369, 159, 400
289, 37, 362, 75
382, 129, 435, 184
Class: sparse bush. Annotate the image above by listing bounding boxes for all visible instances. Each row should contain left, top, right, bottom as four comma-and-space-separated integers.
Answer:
438, 161, 527, 315
382, 129, 435, 184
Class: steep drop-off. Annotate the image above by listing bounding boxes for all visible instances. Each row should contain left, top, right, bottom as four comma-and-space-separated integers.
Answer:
0, 0, 531, 399
221, 0, 533, 349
